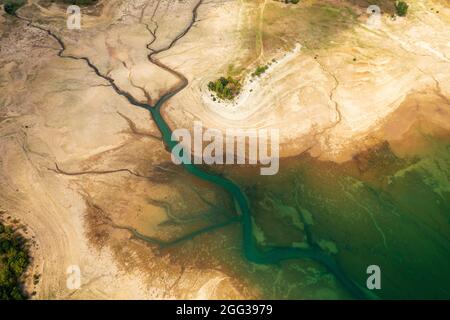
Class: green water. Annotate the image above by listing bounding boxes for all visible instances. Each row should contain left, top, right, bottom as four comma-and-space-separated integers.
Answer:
225, 139, 450, 299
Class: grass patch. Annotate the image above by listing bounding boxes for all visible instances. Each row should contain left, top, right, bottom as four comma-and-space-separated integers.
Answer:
274, 0, 300, 4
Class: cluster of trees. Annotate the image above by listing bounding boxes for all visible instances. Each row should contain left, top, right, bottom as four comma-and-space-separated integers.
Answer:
395, 1, 409, 16
3, 0, 25, 15
252, 65, 269, 77
0, 222, 29, 300
208, 76, 241, 101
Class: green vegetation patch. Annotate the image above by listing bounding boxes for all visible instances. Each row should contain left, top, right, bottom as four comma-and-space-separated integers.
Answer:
395, 1, 409, 16
0, 222, 29, 300
252, 64, 269, 77
3, 0, 25, 15
262, 2, 358, 53
208, 76, 242, 101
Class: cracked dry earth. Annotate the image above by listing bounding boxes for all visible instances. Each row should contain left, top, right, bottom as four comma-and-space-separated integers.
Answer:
0, 0, 449, 299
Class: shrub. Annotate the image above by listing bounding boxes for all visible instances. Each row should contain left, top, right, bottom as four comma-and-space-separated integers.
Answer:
252, 65, 269, 77
3, 0, 25, 15
395, 1, 409, 17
